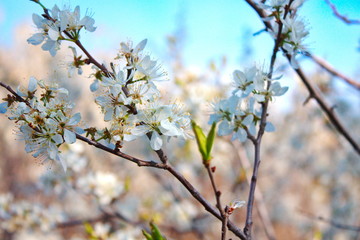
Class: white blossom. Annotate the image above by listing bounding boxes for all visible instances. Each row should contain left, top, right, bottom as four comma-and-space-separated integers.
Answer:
77, 171, 124, 205
27, 4, 96, 56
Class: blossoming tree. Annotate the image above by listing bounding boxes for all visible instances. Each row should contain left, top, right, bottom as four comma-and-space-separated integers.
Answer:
0, 0, 359, 239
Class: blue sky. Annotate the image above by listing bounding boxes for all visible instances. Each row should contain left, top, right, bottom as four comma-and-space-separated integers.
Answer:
0, 0, 359, 78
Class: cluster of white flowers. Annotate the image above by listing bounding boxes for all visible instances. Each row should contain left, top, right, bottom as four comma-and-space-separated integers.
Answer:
77, 171, 124, 205
0, 193, 64, 233
209, 65, 288, 141
27, 5, 96, 56
92, 39, 192, 150
259, 0, 309, 68
0, 77, 82, 170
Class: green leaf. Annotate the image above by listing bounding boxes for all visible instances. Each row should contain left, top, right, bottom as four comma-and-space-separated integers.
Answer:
84, 222, 94, 235
150, 222, 165, 240
84, 222, 98, 239
191, 120, 207, 160
142, 222, 167, 240
205, 122, 216, 161
142, 229, 153, 240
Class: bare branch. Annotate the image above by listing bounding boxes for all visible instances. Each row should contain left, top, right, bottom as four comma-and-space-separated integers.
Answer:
56, 214, 111, 228
232, 141, 276, 240
0, 82, 32, 108
306, 53, 360, 91
205, 164, 226, 239
222, 208, 230, 240
75, 134, 166, 168
288, 62, 360, 155
301, 210, 360, 232
325, 0, 360, 25
165, 165, 247, 239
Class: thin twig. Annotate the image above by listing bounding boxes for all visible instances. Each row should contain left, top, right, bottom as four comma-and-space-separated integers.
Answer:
206, 165, 224, 214
232, 141, 277, 240
301, 210, 360, 232
306, 53, 360, 91
325, 0, 360, 25
56, 215, 111, 228
165, 165, 247, 239
288, 61, 360, 155
205, 164, 226, 239
0, 82, 32, 108
222, 208, 230, 240
75, 134, 166, 168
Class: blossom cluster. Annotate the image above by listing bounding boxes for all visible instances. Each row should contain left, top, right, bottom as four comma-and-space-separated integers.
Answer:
259, 0, 309, 67
27, 4, 96, 56
209, 65, 288, 141
0, 3, 193, 172
0, 77, 82, 170
91, 39, 192, 150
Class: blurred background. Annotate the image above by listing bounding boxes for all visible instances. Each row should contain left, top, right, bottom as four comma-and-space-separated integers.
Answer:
0, 0, 359, 239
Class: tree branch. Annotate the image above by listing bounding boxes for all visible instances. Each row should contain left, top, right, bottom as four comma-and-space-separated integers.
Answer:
232, 141, 276, 240
301, 210, 360, 232
165, 165, 247, 239
325, 0, 360, 25
75, 134, 166, 168
287, 61, 360, 155
205, 164, 226, 239
306, 53, 360, 91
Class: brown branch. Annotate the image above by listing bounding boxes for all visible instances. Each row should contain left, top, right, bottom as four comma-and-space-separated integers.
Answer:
56, 215, 110, 228
75, 134, 166, 168
306, 53, 360, 91
244, 0, 272, 31
205, 164, 226, 239
0, 82, 33, 109
287, 61, 360, 155
206, 165, 224, 214
165, 165, 247, 239
301, 210, 360, 232
222, 208, 230, 240
325, 0, 360, 25
232, 141, 276, 240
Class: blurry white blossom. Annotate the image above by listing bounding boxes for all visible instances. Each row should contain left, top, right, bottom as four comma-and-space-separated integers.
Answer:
77, 171, 124, 205
0, 193, 64, 233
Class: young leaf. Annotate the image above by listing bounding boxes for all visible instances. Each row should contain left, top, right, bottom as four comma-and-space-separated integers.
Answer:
142, 229, 153, 240
205, 122, 217, 161
191, 120, 207, 159
150, 222, 166, 240
84, 222, 97, 239
142, 222, 166, 240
